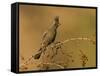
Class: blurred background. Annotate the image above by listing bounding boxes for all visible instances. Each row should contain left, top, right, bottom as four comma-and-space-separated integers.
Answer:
19, 4, 96, 71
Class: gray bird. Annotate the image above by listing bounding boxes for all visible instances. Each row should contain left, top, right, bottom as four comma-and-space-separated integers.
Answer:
34, 16, 60, 59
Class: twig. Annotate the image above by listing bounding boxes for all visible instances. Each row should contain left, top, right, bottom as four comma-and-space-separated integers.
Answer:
49, 37, 94, 59
20, 37, 94, 69
38, 62, 64, 69
19, 55, 34, 67
51, 37, 95, 48
79, 50, 88, 67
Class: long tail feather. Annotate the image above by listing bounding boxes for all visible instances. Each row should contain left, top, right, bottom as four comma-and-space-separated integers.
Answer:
34, 51, 42, 59
34, 46, 46, 59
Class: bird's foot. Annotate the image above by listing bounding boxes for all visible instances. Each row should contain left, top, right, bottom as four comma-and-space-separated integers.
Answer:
54, 41, 62, 50
50, 41, 63, 59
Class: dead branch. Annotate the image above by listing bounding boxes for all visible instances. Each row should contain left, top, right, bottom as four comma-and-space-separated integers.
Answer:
50, 37, 95, 48
19, 37, 95, 70
79, 50, 88, 67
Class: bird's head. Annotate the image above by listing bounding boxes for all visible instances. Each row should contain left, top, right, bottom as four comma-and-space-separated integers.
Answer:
54, 16, 61, 28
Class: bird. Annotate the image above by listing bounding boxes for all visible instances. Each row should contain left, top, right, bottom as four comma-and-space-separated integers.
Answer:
33, 16, 60, 59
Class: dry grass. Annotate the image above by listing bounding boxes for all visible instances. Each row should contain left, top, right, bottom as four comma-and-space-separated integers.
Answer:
19, 37, 95, 71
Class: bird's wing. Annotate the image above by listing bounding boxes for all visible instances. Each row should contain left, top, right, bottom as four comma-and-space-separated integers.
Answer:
42, 31, 47, 41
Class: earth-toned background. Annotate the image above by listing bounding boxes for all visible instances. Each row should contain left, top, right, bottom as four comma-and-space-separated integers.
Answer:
19, 4, 96, 71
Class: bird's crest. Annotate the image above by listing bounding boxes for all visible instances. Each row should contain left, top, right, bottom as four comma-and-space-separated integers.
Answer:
54, 16, 60, 27
55, 16, 59, 23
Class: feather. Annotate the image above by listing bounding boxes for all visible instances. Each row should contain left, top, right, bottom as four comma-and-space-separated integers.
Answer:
34, 52, 42, 59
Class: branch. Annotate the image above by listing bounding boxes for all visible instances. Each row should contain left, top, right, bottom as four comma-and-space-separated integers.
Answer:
51, 37, 95, 48
79, 50, 88, 67
20, 37, 95, 69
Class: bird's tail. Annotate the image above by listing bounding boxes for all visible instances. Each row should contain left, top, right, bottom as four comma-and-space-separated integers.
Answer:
34, 46, 46, 59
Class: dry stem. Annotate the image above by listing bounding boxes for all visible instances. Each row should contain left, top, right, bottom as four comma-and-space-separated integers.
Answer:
19, 37, 95, 70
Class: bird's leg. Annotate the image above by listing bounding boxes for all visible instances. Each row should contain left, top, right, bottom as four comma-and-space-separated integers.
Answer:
54, 41, 64, 55
51, 41, 63, 59
51, 47, 57, 59
57, 42, 65, 55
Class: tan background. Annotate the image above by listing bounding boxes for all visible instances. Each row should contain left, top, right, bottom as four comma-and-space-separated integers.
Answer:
19, 4, 96, 71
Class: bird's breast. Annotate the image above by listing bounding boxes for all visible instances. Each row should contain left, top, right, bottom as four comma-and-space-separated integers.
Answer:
42, 30, 56, 46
